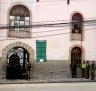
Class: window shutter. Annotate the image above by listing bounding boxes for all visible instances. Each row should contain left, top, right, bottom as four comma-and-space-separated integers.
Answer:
36, 40, 47, 62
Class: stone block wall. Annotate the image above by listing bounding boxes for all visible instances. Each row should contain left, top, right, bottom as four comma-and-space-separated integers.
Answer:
33, 60, 70, 79
0, 58, 93, 79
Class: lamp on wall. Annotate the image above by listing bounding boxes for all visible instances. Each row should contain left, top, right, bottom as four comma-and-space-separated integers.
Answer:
67, 0, 70, 5
37, 0, 39, 2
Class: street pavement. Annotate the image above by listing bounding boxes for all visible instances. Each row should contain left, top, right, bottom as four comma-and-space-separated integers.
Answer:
0, 82, 96, 91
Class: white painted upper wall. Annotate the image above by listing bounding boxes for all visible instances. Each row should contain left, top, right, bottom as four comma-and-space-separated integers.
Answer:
0, 0, 96, 61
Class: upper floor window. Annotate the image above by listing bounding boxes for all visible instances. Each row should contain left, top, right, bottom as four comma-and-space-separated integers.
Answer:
9, 5, 30, 38
71, 13, 83, 40
72, 13, 83, 34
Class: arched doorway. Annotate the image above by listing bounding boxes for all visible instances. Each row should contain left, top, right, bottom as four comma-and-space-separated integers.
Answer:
71, 47, 82, 64
6, 47, 29, 79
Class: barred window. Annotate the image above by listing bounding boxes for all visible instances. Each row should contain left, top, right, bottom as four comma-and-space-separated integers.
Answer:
9, 5, 30, 31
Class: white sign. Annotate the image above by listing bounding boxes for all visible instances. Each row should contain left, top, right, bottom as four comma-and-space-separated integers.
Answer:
39, 59, 44, 62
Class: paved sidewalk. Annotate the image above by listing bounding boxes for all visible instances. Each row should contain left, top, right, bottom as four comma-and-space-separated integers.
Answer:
0, 78, 96, 84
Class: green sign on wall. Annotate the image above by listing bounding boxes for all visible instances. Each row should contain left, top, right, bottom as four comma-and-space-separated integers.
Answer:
36, 40, 47, 62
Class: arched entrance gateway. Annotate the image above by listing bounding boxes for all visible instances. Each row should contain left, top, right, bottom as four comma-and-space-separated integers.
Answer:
71, 47, 82, 65
6, 47, 29, 79
2, 42, 34, 79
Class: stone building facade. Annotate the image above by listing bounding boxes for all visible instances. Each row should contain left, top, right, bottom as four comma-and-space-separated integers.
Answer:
0, 0, 96, 79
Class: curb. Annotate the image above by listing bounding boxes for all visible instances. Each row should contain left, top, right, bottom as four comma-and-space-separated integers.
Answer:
0, 79, 96, 84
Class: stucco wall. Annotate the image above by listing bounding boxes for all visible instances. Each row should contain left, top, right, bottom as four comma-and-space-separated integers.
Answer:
0, 0, 96, 62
